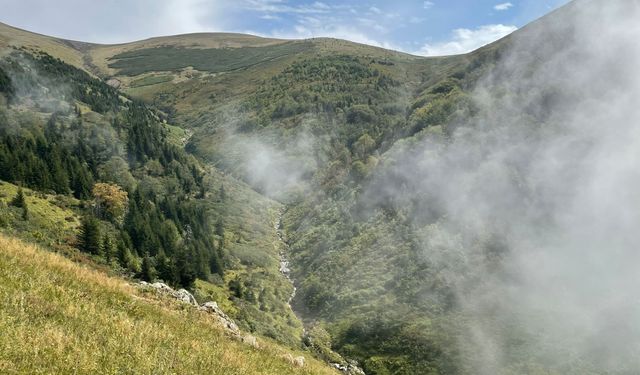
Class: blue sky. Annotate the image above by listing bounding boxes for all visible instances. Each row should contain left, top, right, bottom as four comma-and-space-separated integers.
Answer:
1, 0, 570, 56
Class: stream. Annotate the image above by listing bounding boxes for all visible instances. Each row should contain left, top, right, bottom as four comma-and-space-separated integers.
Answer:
275, 209, 297, 307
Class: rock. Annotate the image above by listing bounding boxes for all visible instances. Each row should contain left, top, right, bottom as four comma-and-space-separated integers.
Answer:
346, 360, 366, 375
137, 282, 242, 337
332, 363, 348, 372
242, 334, 259, 349
293, 356, 305, 368
199, 301, 240, 335
106, 78, 121, 89
150, 282, 173, 293
175, 288, 198, 306
282, 354, 305, 368
138, 282, 197, 306
331, 361, 366, 374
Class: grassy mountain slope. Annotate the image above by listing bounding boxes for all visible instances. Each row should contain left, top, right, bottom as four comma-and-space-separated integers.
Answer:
0, 16, 493, 374
0, 18, 512, 374
0, 1, 610, 373
0, 22, 87, 68
0, 233, 337, 375
0, 45, 304, 348
116, 2, 597, 374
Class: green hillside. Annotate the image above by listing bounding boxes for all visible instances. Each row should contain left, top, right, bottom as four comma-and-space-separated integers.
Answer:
1, 0, 635, 374
0, 233, 338, 374
0, 46, 305, 349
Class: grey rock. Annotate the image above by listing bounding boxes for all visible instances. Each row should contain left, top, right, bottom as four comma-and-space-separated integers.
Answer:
175, 288, 198, 306
242, 334, 259, 348
199, 301, 240, 335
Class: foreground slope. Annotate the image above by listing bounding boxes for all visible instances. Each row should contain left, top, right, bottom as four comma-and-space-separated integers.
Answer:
0, 233, 337, 374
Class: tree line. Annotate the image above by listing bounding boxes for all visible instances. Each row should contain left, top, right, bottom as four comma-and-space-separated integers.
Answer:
0, 50, 224, 288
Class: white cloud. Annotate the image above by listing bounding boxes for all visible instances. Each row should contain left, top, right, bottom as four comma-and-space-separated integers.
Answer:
424, 1, 435, 10
494, 2, 514, 11
0, 0, 228, 43
416, 24, 517, 56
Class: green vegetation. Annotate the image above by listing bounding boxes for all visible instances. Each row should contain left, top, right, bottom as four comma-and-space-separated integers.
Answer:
108, 42, 314, 76
0, 48, 308, 349
0, 181, 80, 251
0, 50, 222, 290
0, 8, 596, 373
129, 74, 173, 88
174, 48, 480, 373
0, 234, 338, 374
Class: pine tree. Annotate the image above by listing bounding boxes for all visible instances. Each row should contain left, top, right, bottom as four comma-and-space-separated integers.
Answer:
78, 216, 101, 255
155, 249, 177, 285
117, 240, 134, 270
140, 253, 156, 282
175, 248, 196, 288
11, 188, 26, 208
102, 235, 114, 263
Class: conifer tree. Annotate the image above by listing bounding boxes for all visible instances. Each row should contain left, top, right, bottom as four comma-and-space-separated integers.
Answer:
102, 235, 114, 263
140, 253, 156, 282
78, 216, 101, 255
11, 188, 25, 208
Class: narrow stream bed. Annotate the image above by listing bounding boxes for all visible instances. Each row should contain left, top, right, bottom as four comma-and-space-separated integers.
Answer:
275, 209, 297, 308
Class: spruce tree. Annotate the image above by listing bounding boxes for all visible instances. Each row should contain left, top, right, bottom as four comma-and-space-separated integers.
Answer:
102, 235, 114, 263
78, 216, 101, 255
11, 188, 25, 208
140, 253, 156, 282
117, 240, 133, 270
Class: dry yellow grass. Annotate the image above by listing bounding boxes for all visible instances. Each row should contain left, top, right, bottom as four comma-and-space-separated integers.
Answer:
0, 234, 338, 375
0, 22, 86, 68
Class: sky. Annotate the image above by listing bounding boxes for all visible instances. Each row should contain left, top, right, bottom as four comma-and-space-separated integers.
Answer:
0, 0, 570, 56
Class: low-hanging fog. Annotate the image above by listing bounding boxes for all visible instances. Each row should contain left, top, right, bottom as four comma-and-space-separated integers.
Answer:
366, 0, 640, 372
227, 0, 640, 372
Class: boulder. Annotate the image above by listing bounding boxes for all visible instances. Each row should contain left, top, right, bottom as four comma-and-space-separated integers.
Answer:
150, 282, 173, 293
199, 301, 240, 335
175, 288, 198, 306
293, 356, 305, 368
282, 353, 305, 368
140, 282, 198, 307
242, 334, 259, 349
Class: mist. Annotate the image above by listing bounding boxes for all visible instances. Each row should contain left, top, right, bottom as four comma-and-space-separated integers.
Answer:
192, 0, 640, 372
364, 0, 640, 372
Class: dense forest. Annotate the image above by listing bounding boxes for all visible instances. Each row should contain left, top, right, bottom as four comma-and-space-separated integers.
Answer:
0, 50, 223, 288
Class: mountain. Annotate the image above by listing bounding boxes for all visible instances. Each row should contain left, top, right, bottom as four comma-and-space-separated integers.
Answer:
2, 0, 639, 374
0, 232, 337, 374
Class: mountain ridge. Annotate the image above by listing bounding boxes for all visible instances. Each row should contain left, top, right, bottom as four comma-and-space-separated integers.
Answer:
6, 1, 637, 374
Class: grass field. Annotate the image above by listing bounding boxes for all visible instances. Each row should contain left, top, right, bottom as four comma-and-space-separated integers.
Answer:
0, 234, 338, 375
0, 181, 80, 249
108, 42, 314, 76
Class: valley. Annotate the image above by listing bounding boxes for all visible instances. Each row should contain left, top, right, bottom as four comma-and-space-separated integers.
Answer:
1, 0, 639, 374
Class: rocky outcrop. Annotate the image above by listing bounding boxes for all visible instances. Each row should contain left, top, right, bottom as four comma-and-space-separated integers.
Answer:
199, 301, 240, 336
331, 361, 366, 375
105, 78, 121, 89
242, 334, 259, 349
175, 288, 198, 306
136, 280, 363, 372
282, 354, 305, 368
139, 281, 198, 307
138, 282, 239, 336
